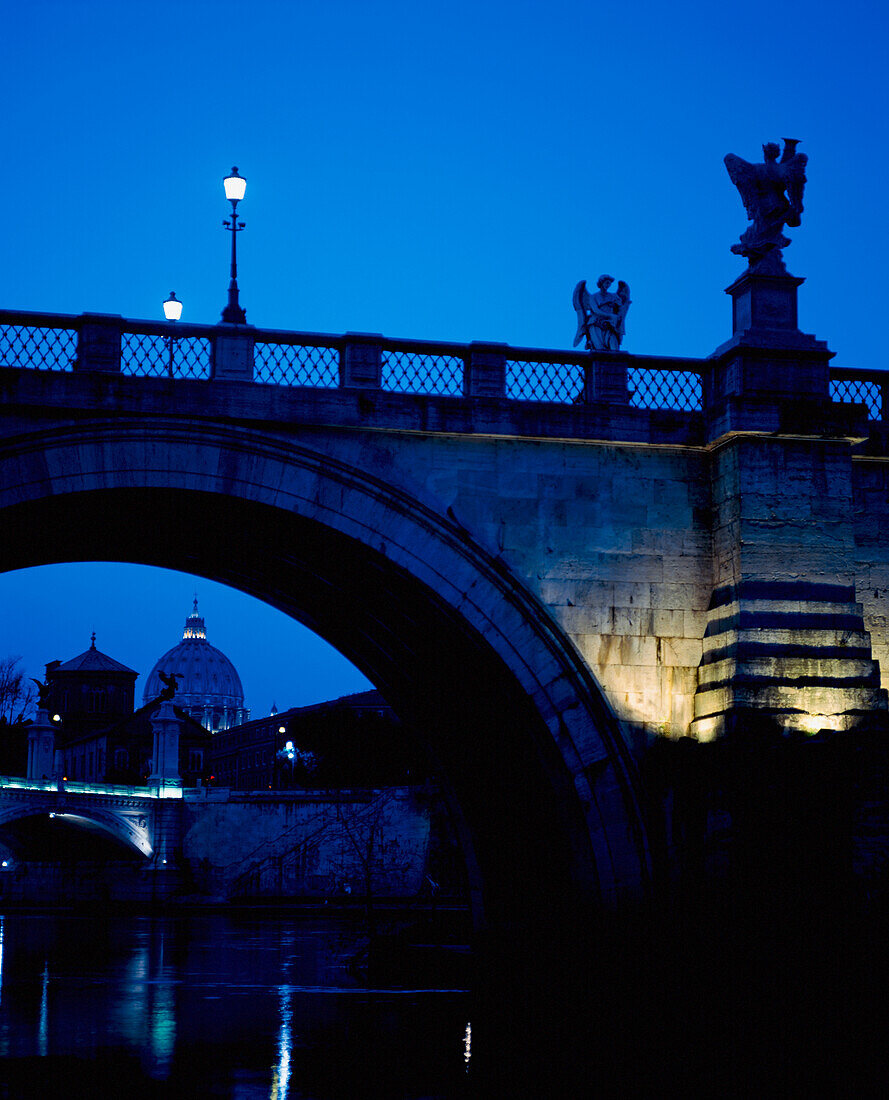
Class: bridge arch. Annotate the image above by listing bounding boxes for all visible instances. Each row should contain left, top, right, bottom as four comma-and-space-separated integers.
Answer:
0, 801, 152, 858
0, 418, 649, 928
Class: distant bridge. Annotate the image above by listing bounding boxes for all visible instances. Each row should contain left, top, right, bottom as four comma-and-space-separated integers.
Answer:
0, 777, 163, 859
2, 273, 888, 927
0, 777, 431, 904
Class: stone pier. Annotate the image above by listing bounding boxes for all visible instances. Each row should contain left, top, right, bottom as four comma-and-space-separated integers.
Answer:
693, 262, 887, 736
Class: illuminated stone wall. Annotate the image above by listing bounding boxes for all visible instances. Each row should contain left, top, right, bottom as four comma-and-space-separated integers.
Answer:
692, 436, 885, 738
851, 458, 889, 692
367, 431, 712, 745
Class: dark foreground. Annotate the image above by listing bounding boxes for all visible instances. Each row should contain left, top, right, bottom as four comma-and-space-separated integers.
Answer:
0, 910, 473, 1099
0, 886, 886, 1098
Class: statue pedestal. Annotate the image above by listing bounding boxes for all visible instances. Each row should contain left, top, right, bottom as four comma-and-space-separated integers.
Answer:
728, 265, 803, 338
26, 709, 55, 780
148, 700, 183, 796
707, 254, 837, 416
712, 253, 827, 360
692, 253, 884, 740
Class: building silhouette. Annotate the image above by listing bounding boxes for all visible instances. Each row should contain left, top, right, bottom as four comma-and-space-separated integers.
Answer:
210, 690, 422, 790
45, 634, 137, 740
44, 635, 211, 785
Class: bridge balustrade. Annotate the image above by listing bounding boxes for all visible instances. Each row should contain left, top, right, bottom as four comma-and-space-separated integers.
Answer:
0, 307, 883, 421
254, 332, 340, 388
0, 775, 158, 798
122, 323, 212, 380
628, 364, 704, 412
830, 368, 887, 421
0, 312, 78, 372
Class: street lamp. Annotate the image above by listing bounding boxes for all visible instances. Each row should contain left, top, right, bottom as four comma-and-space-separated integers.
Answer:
276, 734, 296, 788
163, 291, 182, 377
163, 290, 182, 321
221, 166, 247, 324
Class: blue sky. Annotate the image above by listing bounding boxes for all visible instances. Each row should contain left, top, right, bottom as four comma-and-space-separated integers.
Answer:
0, 0, 886, 711
0, 564, 368, 717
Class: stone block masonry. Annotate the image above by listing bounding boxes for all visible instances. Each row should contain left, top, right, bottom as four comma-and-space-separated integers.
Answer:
424, 436, 714, 744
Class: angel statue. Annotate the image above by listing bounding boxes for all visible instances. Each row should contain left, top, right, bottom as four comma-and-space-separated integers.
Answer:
573, 275, 631, 352
724, 139, 807, 265
30, 678, 51, 710
157, 670, 180, 702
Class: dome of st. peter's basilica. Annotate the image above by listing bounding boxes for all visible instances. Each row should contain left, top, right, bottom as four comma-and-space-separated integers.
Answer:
143, 600, 248, 732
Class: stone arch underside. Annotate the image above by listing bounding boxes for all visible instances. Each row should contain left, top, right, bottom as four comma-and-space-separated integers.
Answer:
0, 419, 650, 927
0, 801, 152, 858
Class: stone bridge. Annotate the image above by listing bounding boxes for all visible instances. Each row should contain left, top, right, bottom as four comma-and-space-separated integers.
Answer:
0, 778, 160, 860
2, 261, 889, 926
0, 779, 431, 903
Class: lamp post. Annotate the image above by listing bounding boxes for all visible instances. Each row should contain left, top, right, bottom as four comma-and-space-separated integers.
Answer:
221, 166, 247, 324
276, 728, 295, 788
163, 291, 182, 377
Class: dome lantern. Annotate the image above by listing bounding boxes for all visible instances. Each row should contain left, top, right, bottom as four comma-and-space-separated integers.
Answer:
183, 596, 208, 640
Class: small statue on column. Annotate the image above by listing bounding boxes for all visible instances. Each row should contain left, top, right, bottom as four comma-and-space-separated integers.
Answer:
573, 275, 631, 351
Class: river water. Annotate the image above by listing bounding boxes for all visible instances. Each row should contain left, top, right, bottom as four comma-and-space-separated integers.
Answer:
0, 912, 474, 1098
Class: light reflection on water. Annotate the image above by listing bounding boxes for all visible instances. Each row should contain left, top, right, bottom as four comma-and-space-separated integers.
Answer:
270, 985, 292, 1100
0, 913, 471, 1098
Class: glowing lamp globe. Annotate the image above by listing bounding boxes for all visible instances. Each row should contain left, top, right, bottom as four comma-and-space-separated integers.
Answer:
163, 291, 182, 322
223, 167, 247, 203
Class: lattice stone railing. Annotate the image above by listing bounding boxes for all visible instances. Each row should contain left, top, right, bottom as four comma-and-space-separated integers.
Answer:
121, 331, 212, 379
0, 318, 77, 372
629, 365, 703, 411
381, 349, 464, 397
830, 371, 885, 421
0, 308, 881, 424
254, 338, 339, 388
506, 356, 586, 404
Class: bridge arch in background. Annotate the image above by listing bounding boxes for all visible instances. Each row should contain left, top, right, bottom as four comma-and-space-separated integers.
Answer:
0, 419, 650, 932
0, 801, 153, 858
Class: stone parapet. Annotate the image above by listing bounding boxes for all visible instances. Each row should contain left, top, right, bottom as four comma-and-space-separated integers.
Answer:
584, 354, 629, 404
704, 263, 849, 447
341, 333, 383, 389
74, 313, 123, 372
465, 343, 507, 398
704, 391, 869, 443
212, 325, 255, 381
705, 345, 833, 404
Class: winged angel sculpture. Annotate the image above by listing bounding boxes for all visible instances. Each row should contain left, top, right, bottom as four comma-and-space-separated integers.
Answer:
724, 139, 807, 265
573, 275, 631, 352
157, 670, 180, 702
30, 677, 51, 710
